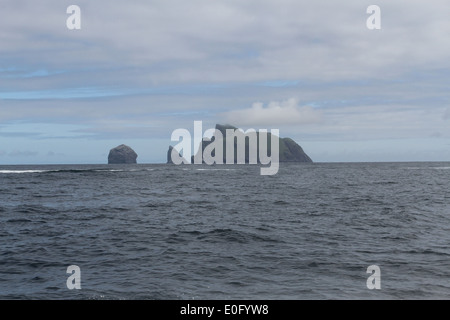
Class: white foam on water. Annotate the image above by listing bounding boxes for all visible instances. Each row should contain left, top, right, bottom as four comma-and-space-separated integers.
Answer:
0, 170, 48, 174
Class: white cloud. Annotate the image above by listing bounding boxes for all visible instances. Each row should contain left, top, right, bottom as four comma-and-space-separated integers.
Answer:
0, 0, 449, 163
1, 0, 450, 84
221, 98, 322, 126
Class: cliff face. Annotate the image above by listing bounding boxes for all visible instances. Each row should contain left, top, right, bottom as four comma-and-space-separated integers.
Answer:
167, 124, 312, 164
279, 137, 312, 162
167, 146, 175, 164
108, 144, 138, 164
214, 124, 312, 163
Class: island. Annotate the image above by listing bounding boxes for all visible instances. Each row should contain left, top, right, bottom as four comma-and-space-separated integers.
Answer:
108, 144, 138, 164
167, 124, 312, 164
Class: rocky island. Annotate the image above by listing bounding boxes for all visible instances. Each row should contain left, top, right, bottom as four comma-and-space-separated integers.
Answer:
108, 144, 138, 164
167, 124, 312, 164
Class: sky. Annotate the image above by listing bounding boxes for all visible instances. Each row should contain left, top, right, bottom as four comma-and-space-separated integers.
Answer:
1, 0, 450, 164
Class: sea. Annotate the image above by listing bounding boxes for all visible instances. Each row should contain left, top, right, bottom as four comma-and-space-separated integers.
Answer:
0, 162, 449, 300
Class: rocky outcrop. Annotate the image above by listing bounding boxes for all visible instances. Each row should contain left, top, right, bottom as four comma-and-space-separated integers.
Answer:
167, 146, 175, 164
279, 137, 313, 162
212, 124, 313, 163
167, 124, 312, 164
108, 144, 138, 164
167, 145, 189, 164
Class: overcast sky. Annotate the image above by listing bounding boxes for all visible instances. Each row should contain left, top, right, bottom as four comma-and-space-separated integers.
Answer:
1, 0, 449, 164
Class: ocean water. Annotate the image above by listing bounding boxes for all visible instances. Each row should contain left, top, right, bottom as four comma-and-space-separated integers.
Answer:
0, 162, 449, 300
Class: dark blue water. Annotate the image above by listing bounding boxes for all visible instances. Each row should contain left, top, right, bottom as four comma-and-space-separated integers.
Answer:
1, 162, 449, 299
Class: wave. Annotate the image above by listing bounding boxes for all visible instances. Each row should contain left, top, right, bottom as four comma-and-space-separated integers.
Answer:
0, 170, 49, 174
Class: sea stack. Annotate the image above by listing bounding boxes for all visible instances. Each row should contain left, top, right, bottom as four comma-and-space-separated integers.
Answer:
167, 146, 174, 164
167, 145, 189, 164
108, 144, 138, 164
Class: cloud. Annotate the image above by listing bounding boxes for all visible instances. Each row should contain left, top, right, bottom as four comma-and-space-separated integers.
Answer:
221, 98, 322, 126
0, 0, 449, 163
1, 0, 450, 85
294, 104, 450, 141
443, 108, 450, 120
430, 132, 442, 138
